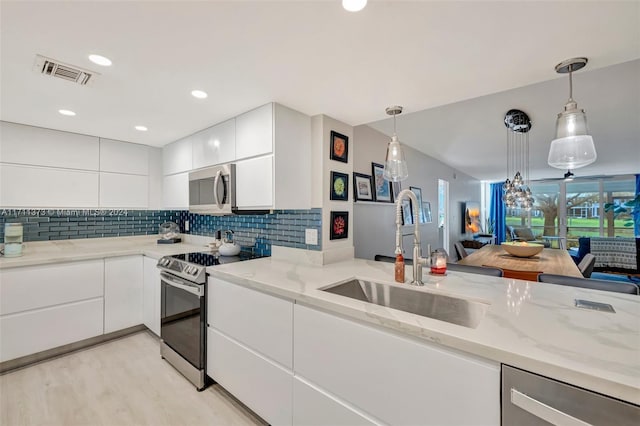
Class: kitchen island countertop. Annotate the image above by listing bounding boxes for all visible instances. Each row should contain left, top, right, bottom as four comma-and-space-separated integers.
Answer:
209, 256, 640, 406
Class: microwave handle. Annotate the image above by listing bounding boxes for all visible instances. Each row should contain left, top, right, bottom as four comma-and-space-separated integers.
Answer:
213, 170, 223, 209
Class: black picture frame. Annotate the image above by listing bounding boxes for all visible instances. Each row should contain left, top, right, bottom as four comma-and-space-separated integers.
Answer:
329, 211, 349, 240
353, 172, 374, 201
330, 171, 349, 201
330, 131, 349, 163
410, 186, 426, 224
371, 162, 393, 203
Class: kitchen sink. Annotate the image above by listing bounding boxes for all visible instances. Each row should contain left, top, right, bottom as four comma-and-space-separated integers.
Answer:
322, 279, 489, 329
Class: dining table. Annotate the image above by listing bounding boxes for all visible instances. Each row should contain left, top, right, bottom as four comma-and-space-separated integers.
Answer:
457, 244, 583, 280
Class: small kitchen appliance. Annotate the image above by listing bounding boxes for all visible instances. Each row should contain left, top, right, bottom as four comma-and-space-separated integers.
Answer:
156, 250, 264, 390
3, 223, 24, 257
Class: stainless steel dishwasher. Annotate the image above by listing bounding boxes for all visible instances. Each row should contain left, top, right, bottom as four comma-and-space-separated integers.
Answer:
501, 365, 639, 425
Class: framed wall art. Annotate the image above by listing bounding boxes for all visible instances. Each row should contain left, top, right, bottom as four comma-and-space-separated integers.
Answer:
353, 172, 374, 201
371, 162, 393, 203
423, 201, 433, 223
401, 199, 413, 226
330, 171, 349, 201
410, 186, 426, 223
462, 201, 481, 233
329, 211, 349, 240
330, 131, 349, 163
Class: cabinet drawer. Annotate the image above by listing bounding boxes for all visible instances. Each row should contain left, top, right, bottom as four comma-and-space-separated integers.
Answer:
294, 305, 500, 426
207, 328, 292, 426
0, 298, 104, 362
0, 259, 104, 315
208, 277, 292, 368
293, 377, 376, 426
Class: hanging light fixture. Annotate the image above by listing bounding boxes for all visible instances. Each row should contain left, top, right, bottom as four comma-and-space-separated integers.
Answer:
502, 109, 535, 210
383, 106, 409, 182
548, 57, 597, 169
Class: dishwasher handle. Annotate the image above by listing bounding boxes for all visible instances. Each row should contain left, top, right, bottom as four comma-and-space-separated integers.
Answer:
160, 272, 203, 298
510, 388, 593, 426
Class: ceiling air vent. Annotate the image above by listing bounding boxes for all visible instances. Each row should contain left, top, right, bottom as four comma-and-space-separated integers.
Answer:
33, 54, 99, 85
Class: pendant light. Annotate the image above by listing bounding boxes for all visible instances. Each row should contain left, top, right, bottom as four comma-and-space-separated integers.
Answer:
383, 106, 409, 182
547, 57, 597, 169
502, 109, 534, 209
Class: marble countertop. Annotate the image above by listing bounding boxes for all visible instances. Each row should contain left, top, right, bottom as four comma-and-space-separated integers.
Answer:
0, 235, 209, 268
209, 257, 640, 405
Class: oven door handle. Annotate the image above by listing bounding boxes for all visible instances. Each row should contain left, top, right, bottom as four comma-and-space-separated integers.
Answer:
161, 272, 203, 298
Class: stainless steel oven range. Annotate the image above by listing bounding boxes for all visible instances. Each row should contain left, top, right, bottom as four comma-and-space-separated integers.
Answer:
156, 251, 262, 390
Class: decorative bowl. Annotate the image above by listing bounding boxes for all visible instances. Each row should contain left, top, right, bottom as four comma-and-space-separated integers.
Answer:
501, 242, 544, 258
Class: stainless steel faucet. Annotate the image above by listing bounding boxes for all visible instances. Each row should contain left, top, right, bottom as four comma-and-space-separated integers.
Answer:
395, 189, 429, 285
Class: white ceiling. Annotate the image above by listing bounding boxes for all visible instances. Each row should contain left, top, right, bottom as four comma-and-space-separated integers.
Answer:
1, 1, 639, 179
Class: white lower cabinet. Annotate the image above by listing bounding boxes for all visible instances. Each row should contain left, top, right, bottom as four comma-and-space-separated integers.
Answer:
104, 256, 143, 333
208, 328, 292, 426
294, 304, 501, 426
293, 377, 375, 426
142, 256, 161, 336
0, 259, 105, 362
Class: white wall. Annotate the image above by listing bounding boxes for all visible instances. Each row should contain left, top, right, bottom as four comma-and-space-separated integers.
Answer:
353, 124, 480, 260
0, 121, 162, 209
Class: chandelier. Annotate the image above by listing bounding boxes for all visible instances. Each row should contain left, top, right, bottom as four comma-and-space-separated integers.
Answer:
502, 109, 535, 209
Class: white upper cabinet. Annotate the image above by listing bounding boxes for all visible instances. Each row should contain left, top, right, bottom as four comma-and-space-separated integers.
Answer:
235, 103, 311, 210
235, 103, 273, 160
99, 172, 149, 208
0, 164, 99, 208
162, 172, 189, 209
163, 137, 192, 175
191, 118, 236, 170
0, 121, 99, 170
99, 139, 149, 175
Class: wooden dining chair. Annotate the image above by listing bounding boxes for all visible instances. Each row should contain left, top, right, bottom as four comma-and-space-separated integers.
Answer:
454, 242, 468, 261
538, 273, 639, 295
499, 268, 543, 281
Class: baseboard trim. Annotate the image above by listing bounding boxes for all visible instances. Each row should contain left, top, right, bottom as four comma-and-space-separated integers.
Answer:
0, 324, 147, 374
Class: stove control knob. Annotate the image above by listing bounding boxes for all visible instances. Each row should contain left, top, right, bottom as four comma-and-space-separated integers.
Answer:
190, 267, 199, 275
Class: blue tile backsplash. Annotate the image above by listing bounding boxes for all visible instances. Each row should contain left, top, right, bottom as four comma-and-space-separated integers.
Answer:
0, 208, 322, 256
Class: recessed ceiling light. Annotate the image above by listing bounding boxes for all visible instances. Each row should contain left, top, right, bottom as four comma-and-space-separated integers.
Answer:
88, 54, 112, 66
135, 125, 148, 132
58, 109, 76, 116
191, 90, 208, 99
342, 0, 367, 12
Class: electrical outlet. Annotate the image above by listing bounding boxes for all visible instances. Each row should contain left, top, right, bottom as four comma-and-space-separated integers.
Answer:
305, 228, 318, 245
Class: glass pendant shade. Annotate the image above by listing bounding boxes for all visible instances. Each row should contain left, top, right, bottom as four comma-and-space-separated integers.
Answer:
383, 135, 408, 182
548, 134, 597, 169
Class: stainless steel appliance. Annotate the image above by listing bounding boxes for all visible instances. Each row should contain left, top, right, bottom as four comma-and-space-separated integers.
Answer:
157, 251, 262, 390
502, 365, 639, 425
189, 164, 236, 215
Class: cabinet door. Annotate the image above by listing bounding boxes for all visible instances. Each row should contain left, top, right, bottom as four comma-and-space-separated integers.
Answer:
235, 103, 273, 160
142, 257, 161, 336
99, 172, 149, 208
294, 305, 500, 426
293, 378, 375, 426
207, 328, 292, 426
208, 277, 293, 368
162, 172, 189, 209
99, 139, 149, 175
191, 119, 236, 169
104, 256, 143, 333
162, 137, 192, 175
235, 156, 273, 209
0, 164, 99, 208
0, 121, 99, 170
0, 298, 104, 362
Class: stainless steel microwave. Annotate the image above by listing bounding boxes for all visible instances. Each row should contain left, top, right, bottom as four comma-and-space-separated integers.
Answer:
189, 164, 236, 215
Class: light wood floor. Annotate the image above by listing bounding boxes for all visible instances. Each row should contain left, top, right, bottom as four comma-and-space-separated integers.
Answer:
0, 331, 267, 426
